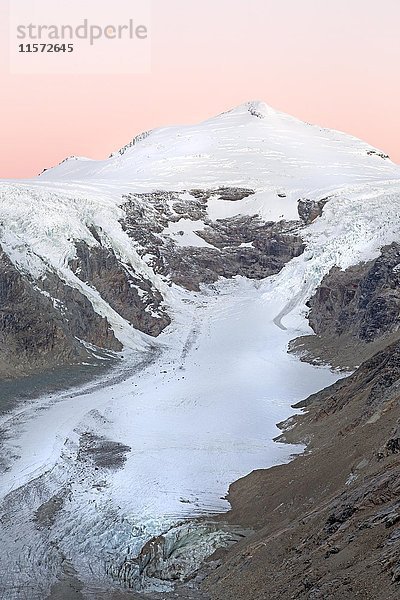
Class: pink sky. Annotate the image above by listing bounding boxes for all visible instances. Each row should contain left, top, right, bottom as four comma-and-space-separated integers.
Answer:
1, 0, 399, 178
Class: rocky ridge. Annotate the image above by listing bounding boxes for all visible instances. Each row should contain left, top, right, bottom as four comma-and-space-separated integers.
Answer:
0, 246, 120, 379
291, 242, 400, 368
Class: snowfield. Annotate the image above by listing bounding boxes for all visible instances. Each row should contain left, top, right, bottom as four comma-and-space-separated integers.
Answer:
39, 101, 400, 191
0, 101, 400, 597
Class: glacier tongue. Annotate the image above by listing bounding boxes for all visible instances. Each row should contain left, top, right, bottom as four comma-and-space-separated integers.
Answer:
0, 277, 341, 597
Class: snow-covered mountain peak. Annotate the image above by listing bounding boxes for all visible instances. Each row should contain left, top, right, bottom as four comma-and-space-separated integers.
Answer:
38, 101, 400, 194
221, 100, 277, 119
245, 99, 274, 118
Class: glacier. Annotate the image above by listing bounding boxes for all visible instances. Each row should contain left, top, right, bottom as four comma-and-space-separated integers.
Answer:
0, 101, 400, 597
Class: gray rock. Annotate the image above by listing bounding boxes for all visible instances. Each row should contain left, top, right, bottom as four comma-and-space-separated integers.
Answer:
0, 246, 120, 379
307, 242, 400, 343
70, 241, 170, 337
298, 197, 330, 224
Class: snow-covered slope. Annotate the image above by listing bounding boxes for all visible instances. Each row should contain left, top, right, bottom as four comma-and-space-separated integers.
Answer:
1, 101, 400, 597
40, 101, 399, 193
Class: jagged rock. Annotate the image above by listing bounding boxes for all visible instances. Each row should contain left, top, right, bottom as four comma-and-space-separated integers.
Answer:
307, 243, 400, 343
212, 187, 255, 201
386, 438, 400, 455
298, 197, 330, 224
70, 241, 170, 336
122, 191, 304, 291
290, 242, 400, 368
384, 511, 400, 528
0, 246, 120, 379
325, 505, 356, 534
37, 271, 122, 351
367, 149, 390, 160
392, 564, 400, 582
110, 129, 152, 157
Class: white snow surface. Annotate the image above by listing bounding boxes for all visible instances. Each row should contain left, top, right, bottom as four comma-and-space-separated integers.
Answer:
0, 101, 400, 596
39, 101, 400, 195
161, 218, 213, 248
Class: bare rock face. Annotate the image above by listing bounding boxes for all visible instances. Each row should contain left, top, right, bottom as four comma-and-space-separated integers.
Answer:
298, 197, 330, 224
37, 271, 122, 352
0, 246, 120, 379
289, 243, 400, 369
163, 218, 304, 291
70, 241, 170, 337
122, 189, 305, 291
208, 187, 254, 201
307, 243, 400, 343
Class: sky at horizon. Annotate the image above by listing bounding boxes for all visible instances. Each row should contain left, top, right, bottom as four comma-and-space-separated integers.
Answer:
1, 0, 399, 179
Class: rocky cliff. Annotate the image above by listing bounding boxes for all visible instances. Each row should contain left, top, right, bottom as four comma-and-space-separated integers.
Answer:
291, 242, 400, 369
0, 246, 121, 379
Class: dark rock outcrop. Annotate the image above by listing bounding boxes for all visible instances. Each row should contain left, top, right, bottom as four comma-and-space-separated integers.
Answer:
298, 197, 330, 224
291, 243, 400, 368
307, 243, 400, 343
70, 241, 170, 336
209, 187, 254, 202
37, 271, 122, 352
163, 218, 304, 291
122, 190, 304, 291
0, 246, 120, 379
